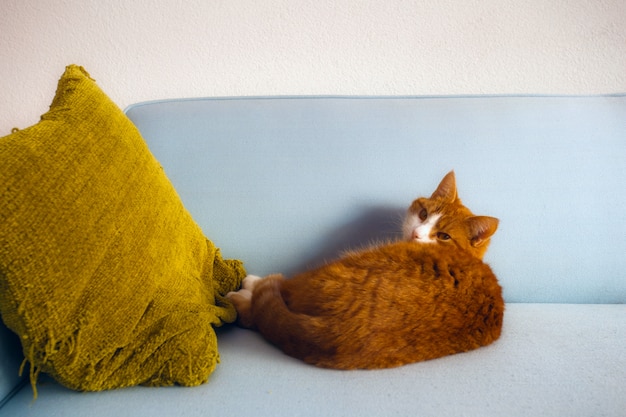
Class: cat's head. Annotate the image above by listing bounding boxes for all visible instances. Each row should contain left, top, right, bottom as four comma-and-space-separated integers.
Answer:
402, 171, 499, 259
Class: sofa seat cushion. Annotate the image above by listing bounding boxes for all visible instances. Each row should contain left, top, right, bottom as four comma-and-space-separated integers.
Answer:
2, 303, 624, 417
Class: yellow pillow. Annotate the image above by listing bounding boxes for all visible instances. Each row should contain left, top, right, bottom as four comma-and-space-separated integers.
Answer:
0, 65, 246, 395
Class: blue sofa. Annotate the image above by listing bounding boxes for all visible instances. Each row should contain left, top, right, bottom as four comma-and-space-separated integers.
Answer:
1, 95, 625, 416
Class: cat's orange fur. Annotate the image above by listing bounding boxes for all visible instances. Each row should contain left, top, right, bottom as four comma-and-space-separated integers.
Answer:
227, 171, 503, 369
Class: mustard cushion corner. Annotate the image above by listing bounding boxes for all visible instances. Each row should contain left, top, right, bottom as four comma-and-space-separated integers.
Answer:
0, 65, 246, 394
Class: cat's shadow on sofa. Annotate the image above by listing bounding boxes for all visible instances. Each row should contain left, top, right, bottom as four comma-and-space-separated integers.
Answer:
285, 205, 406, 277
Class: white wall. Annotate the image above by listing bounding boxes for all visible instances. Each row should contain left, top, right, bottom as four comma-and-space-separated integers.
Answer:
1, 0, 625, 134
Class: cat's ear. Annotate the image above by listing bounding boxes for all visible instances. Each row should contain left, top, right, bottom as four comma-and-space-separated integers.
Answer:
467, 216, 499, 247
431, 171, 457, 202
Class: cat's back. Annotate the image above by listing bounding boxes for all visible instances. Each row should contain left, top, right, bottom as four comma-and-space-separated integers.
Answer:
363, 242, 500, 310
387, 241, 500, 293
311, 241, 496, 287
283, 241, 502, 317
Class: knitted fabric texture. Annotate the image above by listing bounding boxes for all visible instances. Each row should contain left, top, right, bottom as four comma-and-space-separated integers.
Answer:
0, 65, 246, 395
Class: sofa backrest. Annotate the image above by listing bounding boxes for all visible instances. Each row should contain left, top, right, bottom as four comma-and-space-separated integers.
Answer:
125, 95, 626, 304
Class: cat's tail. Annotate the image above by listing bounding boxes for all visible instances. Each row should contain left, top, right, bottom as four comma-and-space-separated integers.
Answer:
249, 275, 335, 365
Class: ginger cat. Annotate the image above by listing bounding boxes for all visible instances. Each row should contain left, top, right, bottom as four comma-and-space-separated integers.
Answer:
227, 171, 503, 369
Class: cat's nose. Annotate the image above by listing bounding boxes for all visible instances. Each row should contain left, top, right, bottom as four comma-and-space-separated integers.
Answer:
411, 229, 420, 240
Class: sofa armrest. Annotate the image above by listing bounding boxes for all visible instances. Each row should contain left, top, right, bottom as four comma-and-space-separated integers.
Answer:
0, 321, 25, 408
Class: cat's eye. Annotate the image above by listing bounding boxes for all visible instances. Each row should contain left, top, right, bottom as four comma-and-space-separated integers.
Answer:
437, 232, 451, 241
418, 208, 428, 221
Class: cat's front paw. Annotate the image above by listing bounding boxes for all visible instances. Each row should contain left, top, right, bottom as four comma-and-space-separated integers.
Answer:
226, 288, 254, 328
242, 274, 263, 292
226, 274, 266, 328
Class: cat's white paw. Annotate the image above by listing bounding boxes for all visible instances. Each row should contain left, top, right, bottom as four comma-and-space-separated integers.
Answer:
226, 288, 252, 302
226, 275, 262, 303
243, 275, 263, 291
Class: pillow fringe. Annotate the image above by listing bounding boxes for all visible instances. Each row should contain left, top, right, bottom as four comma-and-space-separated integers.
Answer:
19, 345, 41, 400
